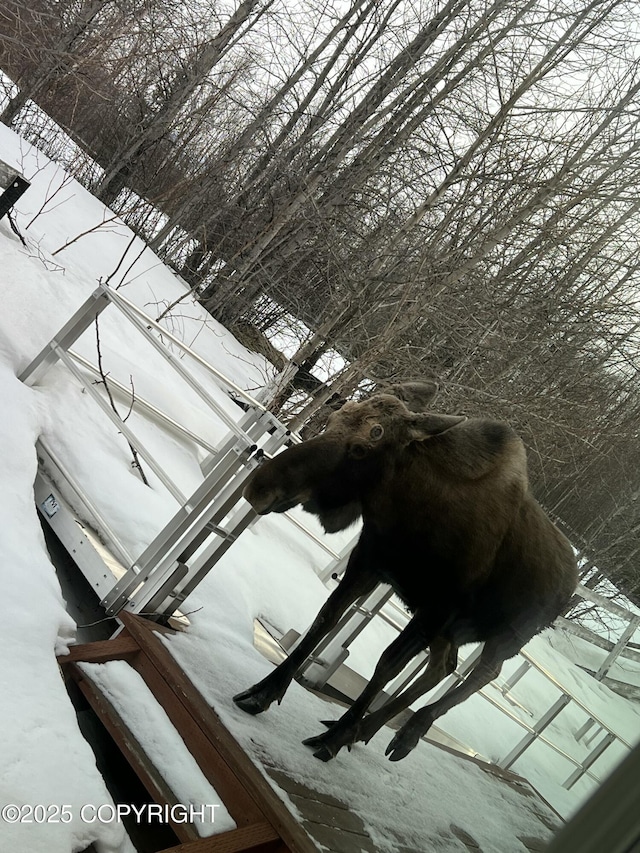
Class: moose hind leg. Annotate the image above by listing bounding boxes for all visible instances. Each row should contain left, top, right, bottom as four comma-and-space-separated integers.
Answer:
355, 637, 457, 745
233, 543, 377, 714
385, 633, 520, 761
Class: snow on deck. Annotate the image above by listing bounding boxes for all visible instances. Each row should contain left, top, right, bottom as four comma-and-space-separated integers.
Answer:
161, 622, 563, 853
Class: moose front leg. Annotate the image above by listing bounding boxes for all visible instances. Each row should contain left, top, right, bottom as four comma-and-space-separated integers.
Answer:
233, 543, 377, 715
302, 615, 431, 760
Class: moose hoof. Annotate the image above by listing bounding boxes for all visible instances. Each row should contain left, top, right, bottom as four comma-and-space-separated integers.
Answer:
354, 717, 381, 745
303, 722, 359, 760
302, 733, 339, 762
354, 714, 383, 743
385, 728, 421, 762
302, 732, 326, 748
233, 686, 274, 715
313, 744, 336, 762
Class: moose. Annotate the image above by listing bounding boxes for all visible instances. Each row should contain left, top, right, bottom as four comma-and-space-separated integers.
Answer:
234, 388, 578, 762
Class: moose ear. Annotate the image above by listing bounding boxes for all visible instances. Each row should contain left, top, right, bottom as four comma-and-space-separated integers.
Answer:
387, 380, 438, 412
405, 413, 466, 442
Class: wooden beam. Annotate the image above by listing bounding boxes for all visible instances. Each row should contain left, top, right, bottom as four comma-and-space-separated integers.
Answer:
57, 635, 140, 664
133, 652, 267, 828
68, 662, 199, 844
120, 614, 320, 853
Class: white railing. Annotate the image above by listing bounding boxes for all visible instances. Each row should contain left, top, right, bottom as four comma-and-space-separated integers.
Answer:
21, 283, 340, 621
298, 576, 639, 789
21, 284, 638, 788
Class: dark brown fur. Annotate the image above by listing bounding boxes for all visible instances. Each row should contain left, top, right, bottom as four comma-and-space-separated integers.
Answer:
235, 393, 578, 762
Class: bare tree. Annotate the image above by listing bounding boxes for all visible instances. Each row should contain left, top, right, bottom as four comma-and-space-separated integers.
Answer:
2, 0, 638, 597
94, 0, 272, 204
0, 0, 120, 125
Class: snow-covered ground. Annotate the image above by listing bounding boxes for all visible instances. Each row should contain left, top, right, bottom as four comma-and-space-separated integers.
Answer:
0, 122, 639, 853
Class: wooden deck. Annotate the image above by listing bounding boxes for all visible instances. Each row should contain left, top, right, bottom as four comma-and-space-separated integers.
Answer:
58, 615, 562, 853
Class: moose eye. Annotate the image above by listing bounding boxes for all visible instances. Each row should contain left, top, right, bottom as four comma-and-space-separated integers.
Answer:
369, 424, 384, 440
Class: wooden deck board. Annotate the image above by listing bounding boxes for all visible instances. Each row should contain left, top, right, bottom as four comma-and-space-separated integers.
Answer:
119, 613, 319, 853
59, 615, 563, 853
264, 766, 378, 852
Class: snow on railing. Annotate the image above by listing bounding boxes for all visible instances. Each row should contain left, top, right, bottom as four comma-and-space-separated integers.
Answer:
21, 282, 339, 622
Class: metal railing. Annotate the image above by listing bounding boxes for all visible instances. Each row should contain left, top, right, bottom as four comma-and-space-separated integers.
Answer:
297, 577, 638, 789
21, 283, 638, 789
21, 283, 337, 622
